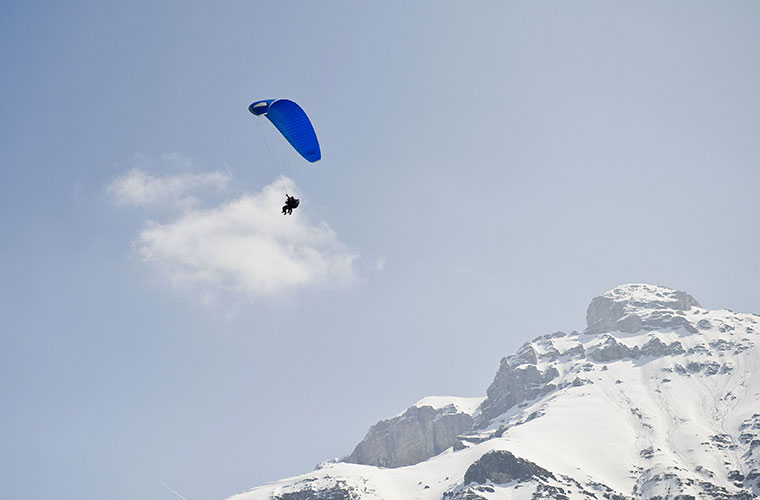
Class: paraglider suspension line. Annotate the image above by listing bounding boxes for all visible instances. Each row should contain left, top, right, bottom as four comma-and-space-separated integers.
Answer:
255, 119, 281, 171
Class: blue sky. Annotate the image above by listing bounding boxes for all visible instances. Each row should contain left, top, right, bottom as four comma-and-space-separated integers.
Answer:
2, 2, 760, 499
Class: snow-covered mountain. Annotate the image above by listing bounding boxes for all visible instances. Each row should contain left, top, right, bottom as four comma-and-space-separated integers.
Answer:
229, 284, 760, 500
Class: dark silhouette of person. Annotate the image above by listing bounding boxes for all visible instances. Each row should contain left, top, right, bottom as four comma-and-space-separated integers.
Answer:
282, 194, 300, 215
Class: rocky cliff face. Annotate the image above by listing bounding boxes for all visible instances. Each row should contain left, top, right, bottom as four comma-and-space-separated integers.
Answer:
586, 283, 701, 334
344, 401, 478, 468
477, 346, 559, 426
228, 284, 760, 500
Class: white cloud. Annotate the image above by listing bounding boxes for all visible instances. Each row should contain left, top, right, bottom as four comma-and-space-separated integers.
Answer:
134, 176, 358, 301
108, 168, 230, 209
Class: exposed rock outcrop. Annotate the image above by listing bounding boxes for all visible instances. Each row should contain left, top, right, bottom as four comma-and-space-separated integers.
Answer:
477, 359, 559, 425
586, 284, 700, 334
273, 485, 357, 500
464, 450, 553, 484
345, 402, 475, 468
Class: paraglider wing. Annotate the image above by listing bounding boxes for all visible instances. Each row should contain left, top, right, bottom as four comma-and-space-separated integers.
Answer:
248, 99, 321, 163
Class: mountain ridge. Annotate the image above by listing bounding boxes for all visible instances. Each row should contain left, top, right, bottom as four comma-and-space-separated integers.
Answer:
229, 284, 760, 500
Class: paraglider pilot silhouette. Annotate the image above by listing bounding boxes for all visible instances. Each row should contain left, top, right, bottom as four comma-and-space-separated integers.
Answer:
282, 194, 300, 215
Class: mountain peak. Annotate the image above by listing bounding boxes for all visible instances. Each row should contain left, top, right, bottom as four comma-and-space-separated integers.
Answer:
586, 284, 701, 334
600, 283, 701, 309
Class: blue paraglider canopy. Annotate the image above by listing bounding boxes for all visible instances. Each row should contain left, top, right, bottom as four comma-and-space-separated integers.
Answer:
248, 99, 321, 163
